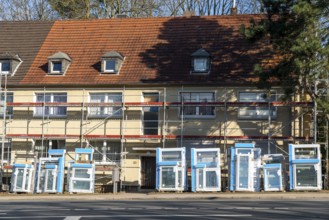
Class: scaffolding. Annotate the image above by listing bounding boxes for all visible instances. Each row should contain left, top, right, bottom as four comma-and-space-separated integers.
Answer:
0, 86, 328, 190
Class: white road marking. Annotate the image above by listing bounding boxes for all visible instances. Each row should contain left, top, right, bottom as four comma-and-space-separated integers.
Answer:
64, 217, 81, 220
0, 214, 253, 219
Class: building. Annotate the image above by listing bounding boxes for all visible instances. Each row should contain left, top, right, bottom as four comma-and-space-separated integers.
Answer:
0, 15, 314, 192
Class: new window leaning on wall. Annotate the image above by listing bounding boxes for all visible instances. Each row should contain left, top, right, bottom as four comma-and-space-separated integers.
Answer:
88, 93, 122, 118
180, 92, 215, 118
34, 93, 67, 117
238, 92, 277, 119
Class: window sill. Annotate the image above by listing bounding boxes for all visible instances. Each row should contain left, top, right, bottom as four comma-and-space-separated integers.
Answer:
238, 116, 277, 120
180, 115, 215, 119
33, 115, 67, 119
101, 71, 119, 75
190, 71, 210, 75
88, 115, 122, 119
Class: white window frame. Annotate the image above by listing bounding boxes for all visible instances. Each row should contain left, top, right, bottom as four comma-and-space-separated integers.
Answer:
34, 93, 67, 117
103, 59, 116, 73
88, 93, 122, 118
238, 92, 277, 119
193, 57, 209, 72
49, 60, 62, 74
180, 92, 215, 118
0, 60, 11, 74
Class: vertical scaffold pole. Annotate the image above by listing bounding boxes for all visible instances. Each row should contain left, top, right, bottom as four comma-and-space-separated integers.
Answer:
180, 86, 184, 148
120, 86, 125, 191
162, 88, 166, 148
0, 74, 6, 174
41, 87, 46, 158
80, 89, 85, 148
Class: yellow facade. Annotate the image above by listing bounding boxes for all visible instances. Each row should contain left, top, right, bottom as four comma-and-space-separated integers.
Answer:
0, 86, 313, 191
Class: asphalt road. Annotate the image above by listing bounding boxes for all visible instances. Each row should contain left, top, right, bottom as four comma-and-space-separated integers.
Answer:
0, 199, 328, 220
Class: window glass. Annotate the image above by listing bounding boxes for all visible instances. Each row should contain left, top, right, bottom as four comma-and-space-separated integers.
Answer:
89, 93, 122, 117
105, 60, 116, 72
35, 93, 67, 117
0, 92, 13, 116
52, 61, 62, 72
294, 147, 318, 159
194, 58, 208, 72
1, 61, 10, 73
181, 92, 215, 117
238, 92, 276, 119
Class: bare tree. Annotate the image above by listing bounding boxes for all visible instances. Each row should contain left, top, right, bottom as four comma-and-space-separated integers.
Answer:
0, 0, 57, 20
0, 0, 263, 21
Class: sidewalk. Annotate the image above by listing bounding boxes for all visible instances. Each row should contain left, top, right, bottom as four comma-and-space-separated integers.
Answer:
1, 190, 329, 201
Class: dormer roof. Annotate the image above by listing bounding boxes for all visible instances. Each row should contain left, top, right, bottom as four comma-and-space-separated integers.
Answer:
48, 52, 72, 62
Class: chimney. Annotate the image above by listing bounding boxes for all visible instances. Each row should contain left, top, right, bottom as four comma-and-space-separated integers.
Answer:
231, 0, 237, 15
115, 14, 128, 19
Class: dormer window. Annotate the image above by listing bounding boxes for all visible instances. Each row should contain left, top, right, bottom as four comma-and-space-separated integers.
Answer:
105, 60, 116, 73
0, 60, 10, 73
191, 48, 211, 74
0, 53, 23, 75
48, 52, 71, 75
101, 51, 124, 74
51, 61, 62, 73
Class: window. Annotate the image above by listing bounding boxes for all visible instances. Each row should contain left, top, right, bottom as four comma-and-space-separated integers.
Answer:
180, 92, 215, 118
35, 93, 67, 117
104, 60, 116, 73
51, 61, 62, 73
238, 92, 277, 119
34, 140, 65, 158
193, 58, 209, 72
0, 140, 11, 162
101, 51, 124, 74
0, 53, 23, 76
48, 52, 71, 75
89, 141, 121, 163
0, 60, 11, 74
0, 92, 13, 116
89, 93, 122, 117
191, 48, 211, 74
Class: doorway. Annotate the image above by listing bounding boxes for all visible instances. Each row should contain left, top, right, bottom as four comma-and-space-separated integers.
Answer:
141, 156, 156, 189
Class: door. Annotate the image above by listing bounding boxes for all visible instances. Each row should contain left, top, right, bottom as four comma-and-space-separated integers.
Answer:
141, 157, 156, 189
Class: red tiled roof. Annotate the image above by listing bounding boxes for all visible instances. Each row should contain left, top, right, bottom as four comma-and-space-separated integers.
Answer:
13, 15, 275, 86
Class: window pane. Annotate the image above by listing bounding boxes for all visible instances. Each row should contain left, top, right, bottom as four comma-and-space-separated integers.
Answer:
89, 93, 122, 116
0, 93, 13, 115
206, 171, 218, 187
239, 92, 276, 119
181, 92, 214, 117
52, 61, 62, 72
46, 169, 55, 190
105, 60, 116, 71
238, 155, 250, 189
265, 168, 281, 189
74, 169, 91, 179
161, 167, 175, 188
1, 61, 10, 72
194, 58, 208, 72
73, 180, 91, 190
35, 93, 66, 116
295, 165, 318, 187
162, 151, 182, 161
294, 147, 318, 159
